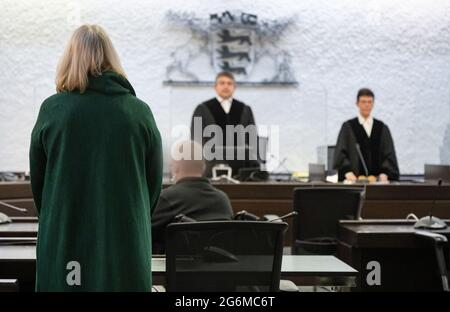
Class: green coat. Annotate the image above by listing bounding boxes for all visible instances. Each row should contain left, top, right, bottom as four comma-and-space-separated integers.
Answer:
29, 71, 163, 291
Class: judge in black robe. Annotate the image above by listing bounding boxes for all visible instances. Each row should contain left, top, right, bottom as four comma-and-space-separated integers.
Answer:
333, 88, 399, 182
190, 72, 259, 176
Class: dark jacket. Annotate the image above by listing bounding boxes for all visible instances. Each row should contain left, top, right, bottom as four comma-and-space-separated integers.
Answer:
333, 117, 399, 181
151, 177, 234, 253
190, 98, 256, 139
190, 98, 258, 176
29, 71, 163, 291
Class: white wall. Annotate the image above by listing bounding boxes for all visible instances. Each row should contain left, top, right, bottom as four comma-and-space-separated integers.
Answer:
1, 0, 450, 173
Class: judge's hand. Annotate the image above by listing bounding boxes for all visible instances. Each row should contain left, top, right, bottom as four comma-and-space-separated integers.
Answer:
345, 172, 357, 182
379, 173, 389, 182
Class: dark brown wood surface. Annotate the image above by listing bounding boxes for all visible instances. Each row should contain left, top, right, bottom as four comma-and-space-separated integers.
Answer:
337, 219, 450, 291
2, 181, 450, 245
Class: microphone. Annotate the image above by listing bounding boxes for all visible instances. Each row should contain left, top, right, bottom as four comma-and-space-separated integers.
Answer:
0, 200, 27, 213
268, 211, 298, 222
414, 179, 447, 229
430, 179, 443, 218
355, 144, 369, 177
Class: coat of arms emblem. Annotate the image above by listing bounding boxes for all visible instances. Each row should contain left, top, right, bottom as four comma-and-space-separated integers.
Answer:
165, 10, 297, 85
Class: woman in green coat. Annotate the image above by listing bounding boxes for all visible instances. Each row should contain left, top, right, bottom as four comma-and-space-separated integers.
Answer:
29, 25, 163, 291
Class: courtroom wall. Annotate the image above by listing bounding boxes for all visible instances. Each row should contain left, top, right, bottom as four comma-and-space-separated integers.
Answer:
1, 0, 450, 174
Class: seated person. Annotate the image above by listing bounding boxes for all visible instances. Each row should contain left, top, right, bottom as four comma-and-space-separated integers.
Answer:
151, 141, 234, 253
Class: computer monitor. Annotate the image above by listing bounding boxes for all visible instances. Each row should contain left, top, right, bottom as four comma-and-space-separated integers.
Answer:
424, 164, 450, 182
309, 163, 326, 182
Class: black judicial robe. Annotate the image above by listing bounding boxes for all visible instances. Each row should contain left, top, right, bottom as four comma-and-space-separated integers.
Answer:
333, 118, 399, 181
190, 98, 258, 175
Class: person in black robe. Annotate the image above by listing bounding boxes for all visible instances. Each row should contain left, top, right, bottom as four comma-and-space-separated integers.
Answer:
190, 71, 259, 177
333, 88, 399, 182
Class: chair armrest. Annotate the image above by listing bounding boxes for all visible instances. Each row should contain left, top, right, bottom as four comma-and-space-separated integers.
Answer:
414, 230, 449, 292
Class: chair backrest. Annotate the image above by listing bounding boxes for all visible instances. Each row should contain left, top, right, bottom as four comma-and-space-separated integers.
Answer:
424, 164, 450, 183
292, 187, 362, 245
165, 221, 287, 292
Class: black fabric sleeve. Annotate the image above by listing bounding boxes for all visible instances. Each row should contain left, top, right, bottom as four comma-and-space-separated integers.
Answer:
191, 104, 205, 143
379, 125, 400, 180
333, 123, 353, 180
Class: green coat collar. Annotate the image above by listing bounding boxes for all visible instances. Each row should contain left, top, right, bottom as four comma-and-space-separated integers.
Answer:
87, 71, 136, 96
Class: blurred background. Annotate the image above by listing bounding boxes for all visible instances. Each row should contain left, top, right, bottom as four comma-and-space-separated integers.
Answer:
1, 0, 450, 174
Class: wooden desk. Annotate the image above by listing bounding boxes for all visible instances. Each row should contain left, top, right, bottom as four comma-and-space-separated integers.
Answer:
0, 182, 35, 217
2, 181, 450, 245
360, 184, 450, 219
0, 218, 38, 237
0, 245, 357, 292
3, 181, 450, 218
337, 219, 450, 291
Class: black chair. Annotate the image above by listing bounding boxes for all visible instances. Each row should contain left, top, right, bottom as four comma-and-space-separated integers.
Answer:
292, 187, 362, 255
165, 221, 287, 292
414, 230, 450, 292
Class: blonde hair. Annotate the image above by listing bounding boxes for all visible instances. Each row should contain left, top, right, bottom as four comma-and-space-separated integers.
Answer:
55, 24, 126, 93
